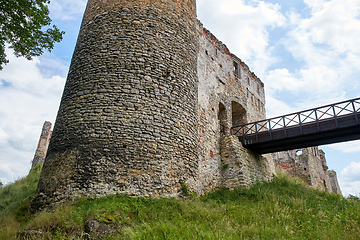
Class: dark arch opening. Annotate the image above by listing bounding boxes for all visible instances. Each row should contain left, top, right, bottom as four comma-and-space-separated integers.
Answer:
219, 102, 226, 134
232, 101, 247, 128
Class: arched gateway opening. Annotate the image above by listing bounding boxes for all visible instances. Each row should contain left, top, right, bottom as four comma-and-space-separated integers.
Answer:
232, 101, 247, 128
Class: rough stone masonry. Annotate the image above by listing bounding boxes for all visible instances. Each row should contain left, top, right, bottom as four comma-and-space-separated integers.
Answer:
30, 0, 340, 212
266, 147, 341, 194
31, 0, 199, 213
31, 121, 52, 169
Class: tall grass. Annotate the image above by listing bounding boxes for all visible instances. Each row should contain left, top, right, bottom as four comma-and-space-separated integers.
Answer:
0, 167, 359, 239
0, 164, 42, 218
0, 164, 42, 239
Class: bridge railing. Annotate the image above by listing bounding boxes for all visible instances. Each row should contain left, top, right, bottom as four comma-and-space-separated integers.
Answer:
232, 97, 360, 145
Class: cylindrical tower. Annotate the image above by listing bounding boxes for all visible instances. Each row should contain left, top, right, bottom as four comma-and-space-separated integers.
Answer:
31, 0, 198, 212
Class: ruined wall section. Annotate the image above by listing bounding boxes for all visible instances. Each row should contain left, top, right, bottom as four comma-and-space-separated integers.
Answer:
31, 0, 199, 213
271, 151, 297, 177
306, 148, 331, 191
266, 147, 341, 194
220, 135, 274, 189
230, 54, 266, 124
31, 121, 52, 169
328, 171, 342, 194
196, 22, 267, 192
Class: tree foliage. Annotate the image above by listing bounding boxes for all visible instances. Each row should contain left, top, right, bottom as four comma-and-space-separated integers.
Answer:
0, 0, 64, 70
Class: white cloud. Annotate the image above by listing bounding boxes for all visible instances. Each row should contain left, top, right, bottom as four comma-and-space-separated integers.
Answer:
0, 55, 65, 97
339, 162, 360, 196
329, 140, 360, 153
49, 0, 87, 21
339, 179, 360, 197
265, 0, 360, 114
300, 0, 360, 56
287, 10, 302, 26
0, 128, 9, 146
0, 49, 66, 184
303, 0, 327, 12
265, 67, 330, 96
265, 94, 297, 118
341, 162, 360, 181
288, 0, 360, 73
298, 65, 341, 94
221, 0, 285, 25
265, 68, 299, 92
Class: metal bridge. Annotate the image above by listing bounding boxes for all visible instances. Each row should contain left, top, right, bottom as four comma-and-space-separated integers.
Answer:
231, 97, 360, 154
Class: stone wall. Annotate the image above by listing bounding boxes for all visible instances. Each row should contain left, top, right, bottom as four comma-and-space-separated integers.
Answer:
196, 22, 267, 193
328, 171, 341, 195
265, 147, 342, 194
31, 121, 52, 169
31, 0, 199, 213
220, 135, 274, 189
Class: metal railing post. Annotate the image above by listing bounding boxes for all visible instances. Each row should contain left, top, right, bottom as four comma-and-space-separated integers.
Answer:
242, 125, 246, 144
332, 105, 339, 128
255, 123, 259, 143
298, 113, 303, 135
352, 100, 359, 125
314, 110, 320, 131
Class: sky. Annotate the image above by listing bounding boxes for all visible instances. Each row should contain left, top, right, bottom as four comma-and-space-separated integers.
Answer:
0, 0, 359, 197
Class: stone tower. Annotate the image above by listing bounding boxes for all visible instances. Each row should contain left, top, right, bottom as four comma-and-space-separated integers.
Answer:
31, 0, 198, 212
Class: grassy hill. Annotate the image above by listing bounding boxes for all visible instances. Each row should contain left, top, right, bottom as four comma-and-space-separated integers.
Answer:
0, 165, 359, 239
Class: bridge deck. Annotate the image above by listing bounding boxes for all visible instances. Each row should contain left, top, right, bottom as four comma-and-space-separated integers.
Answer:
232, 97, 360, 154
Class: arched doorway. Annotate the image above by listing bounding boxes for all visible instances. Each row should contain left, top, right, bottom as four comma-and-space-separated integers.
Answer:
232, 101, 247, 128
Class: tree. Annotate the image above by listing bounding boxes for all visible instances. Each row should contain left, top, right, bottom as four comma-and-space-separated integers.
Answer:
0, 0, 64, 70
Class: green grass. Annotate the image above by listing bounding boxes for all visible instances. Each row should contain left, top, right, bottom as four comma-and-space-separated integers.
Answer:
0, 164, 42, 239
0, 167, 359, 239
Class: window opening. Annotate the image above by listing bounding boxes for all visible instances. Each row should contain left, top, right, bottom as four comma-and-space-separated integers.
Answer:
219, 103, 226, 135
233, 61, 241, 78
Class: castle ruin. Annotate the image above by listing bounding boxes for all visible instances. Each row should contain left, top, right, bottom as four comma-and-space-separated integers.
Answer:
31, 121, 52, 169
266, 147, 341, 194
30, 0, 340, 212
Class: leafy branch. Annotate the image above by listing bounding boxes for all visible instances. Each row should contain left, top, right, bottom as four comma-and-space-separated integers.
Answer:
0, 0, 64, 70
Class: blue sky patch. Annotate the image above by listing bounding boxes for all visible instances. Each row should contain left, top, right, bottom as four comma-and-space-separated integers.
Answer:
1, 79, 12, 87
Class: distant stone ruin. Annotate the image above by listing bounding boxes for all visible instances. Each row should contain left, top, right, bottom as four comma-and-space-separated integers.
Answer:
31, 121, 52, 169
265, 147, 341, 194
